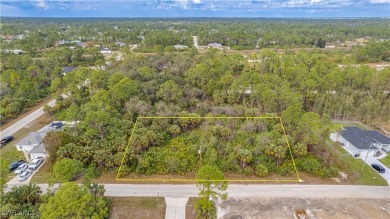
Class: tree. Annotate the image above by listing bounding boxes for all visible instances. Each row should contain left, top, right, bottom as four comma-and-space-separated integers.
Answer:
43, 104, 52, 116
157, 80, 183, 104
0, 184, 42, 218
39, 182, 108, 219
195, 165, 228, 219
51, 158, 84, 182
236, 149, 252, 169
43, 131, 63, 167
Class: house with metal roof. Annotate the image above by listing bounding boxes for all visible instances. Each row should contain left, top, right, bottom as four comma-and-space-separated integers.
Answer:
336, 126, 390, 157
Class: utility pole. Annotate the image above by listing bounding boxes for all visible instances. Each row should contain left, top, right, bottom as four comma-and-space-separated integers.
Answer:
361, 142, 374, 174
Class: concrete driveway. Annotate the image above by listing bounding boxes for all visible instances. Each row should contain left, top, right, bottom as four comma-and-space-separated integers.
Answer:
363, 155, 390, 186
6, 159, 46, 188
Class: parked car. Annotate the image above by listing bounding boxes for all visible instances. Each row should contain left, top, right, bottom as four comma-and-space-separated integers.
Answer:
9, 160, 25, 172
19, 170, 32, 181
14, 163, 28, 175
28, 158, 43, 170
371, 163, 385, 173
0, 136, 14, 146
49, 122, 63, 129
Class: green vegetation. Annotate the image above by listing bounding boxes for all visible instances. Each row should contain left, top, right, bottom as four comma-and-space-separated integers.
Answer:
39, 182, 108, 219
1, 18, 389, 186
0, 184, 42, 219
51, 158, 83, 183
195, 165, 227, 219
379, 155, 390, 170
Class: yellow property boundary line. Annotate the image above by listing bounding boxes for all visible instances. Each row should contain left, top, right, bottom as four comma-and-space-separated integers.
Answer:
117, 116, 301, 182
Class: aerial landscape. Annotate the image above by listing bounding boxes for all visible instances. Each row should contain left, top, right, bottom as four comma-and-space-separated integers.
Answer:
0, 0, 390, 219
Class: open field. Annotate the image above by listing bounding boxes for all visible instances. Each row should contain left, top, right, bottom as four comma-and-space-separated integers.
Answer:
107, 197, 166, 219
218, 197, 390, 219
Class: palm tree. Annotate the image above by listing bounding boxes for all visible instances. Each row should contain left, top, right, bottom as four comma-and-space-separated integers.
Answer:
292, 143, 307, 157
274, 146, 287, 166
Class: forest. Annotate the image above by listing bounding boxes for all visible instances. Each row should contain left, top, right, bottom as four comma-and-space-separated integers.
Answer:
1, 18, 389, 180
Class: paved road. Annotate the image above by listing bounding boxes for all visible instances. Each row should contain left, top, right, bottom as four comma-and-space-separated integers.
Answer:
0, 99, 56, 137
6, 184, 389, 199
193, 36, 198, 49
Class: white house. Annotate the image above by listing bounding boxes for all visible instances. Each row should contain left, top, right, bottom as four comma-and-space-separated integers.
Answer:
29, 143, 47, 160
208, 42, 222, 49
174, 44, 188, 50
15, 132, 46, 153
100, 48, 112, 54
335, 126, 390, 157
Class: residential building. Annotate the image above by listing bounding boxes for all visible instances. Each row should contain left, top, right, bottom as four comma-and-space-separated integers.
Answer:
335, 126, 390, 157
100, 48, 112, 54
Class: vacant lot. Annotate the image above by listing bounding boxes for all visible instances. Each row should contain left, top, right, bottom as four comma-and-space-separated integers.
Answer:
107, 197, 166, 219
218, 197, 390, 219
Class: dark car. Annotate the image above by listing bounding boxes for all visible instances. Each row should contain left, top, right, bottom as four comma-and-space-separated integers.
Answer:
50, 122, 63, 129
9, 160, 25, 172
371, 163, 385, 173
0, 136, 14, 146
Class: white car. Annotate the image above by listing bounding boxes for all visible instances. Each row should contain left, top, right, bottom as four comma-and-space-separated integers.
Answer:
28, 158, 43, 171
19, 170, 32, 181
14, 163, 28, 175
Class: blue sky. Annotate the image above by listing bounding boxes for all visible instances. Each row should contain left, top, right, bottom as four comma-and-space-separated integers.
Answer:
1, 0, 389, 17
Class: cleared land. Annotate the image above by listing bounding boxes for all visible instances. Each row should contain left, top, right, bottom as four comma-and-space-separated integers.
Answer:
107, 197, 166, 219
218, 197, 390, 219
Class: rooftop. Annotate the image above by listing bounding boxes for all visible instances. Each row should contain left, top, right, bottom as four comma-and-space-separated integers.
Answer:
29, 143, 45, 154
341, 126, 390, 150
16, 132, 46, 146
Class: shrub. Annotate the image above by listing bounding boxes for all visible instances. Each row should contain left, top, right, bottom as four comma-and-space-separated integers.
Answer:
255, 163, 269, 177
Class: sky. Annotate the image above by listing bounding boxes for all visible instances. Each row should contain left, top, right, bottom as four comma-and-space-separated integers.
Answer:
1, 0, 389, 17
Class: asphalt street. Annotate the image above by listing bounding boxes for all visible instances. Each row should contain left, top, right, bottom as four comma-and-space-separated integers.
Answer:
0, 99, 56, 137
6, 184, 390, 199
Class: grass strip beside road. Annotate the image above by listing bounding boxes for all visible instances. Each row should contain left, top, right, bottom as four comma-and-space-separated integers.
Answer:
107, 197, 166, 219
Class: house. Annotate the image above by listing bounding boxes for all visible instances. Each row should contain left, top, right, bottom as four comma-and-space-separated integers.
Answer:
15, 132, 46, 154
208, 42, 222, 49
174, 44, 188, 50
16, 132, 48, 160
29, 143, 47, 160
100, 48, 112, 54
335, 126, 390, 157
61, 67, 77, 75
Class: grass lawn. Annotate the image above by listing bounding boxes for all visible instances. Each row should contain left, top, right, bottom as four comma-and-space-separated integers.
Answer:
29, 162, 51, 183
0, 114, 51, 182
107, 197, 166, 219
379, 154, 390, 169
334, 143, 388, 186
329, 123, 345, 133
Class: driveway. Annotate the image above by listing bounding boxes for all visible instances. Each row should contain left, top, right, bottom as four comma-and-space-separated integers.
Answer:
6, 159, 46, 187
363, 155, 390, 185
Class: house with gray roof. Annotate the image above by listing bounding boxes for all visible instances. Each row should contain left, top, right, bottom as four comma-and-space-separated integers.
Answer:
336, 126, 390, 157
15, 132, 46, 153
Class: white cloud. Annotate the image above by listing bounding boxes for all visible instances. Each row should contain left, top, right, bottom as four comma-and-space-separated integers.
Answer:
370, 0, 390, 3
192, 0, 202, 4
35, 0, 48, 9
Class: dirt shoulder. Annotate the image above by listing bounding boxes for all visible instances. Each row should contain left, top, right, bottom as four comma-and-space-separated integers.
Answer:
218, 197, 390, 219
